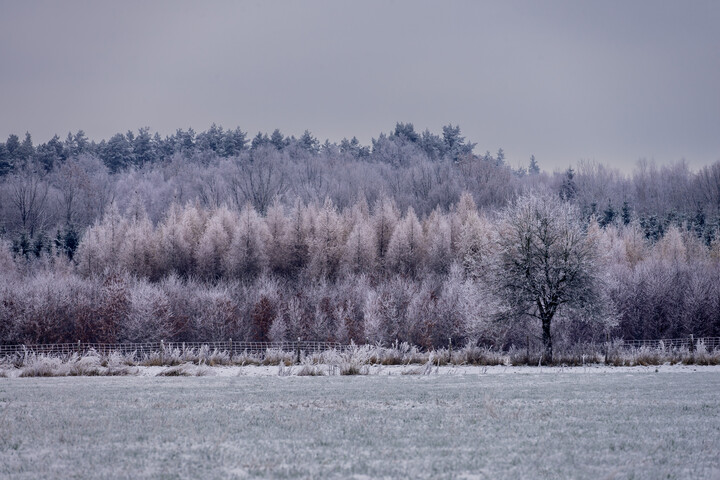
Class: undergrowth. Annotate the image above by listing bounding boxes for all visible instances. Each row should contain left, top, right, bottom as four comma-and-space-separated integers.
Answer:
2, 341, 719, 377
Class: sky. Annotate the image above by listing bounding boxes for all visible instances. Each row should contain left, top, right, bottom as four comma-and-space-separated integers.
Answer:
1, 0, 719, 172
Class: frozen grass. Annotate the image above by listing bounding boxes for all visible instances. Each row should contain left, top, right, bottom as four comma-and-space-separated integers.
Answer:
1, 343, 719, 378
605, 343, 720, 367
1, 372, 719, 479
9, 351, 139, 377
156, 363, 214, 377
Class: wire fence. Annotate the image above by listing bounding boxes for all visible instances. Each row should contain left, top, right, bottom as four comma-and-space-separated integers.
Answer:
610, 337, 720, 351
0, 340, 345, 359
1, 336, 718, 359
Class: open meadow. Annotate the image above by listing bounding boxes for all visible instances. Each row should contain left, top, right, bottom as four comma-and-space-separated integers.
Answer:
1, 368, 719, 479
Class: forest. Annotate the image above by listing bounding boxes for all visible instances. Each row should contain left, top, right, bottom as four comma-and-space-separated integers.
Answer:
1, 123, 719, 353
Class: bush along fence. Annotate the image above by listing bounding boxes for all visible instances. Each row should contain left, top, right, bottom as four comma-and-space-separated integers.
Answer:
1, 337, 719, 366
0, 340, 343, 363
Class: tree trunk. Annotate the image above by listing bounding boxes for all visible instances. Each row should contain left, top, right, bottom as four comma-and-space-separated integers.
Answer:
542, 317, 552, 365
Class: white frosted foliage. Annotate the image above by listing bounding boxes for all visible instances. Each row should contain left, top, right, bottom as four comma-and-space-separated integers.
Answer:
224, 203, 269, 279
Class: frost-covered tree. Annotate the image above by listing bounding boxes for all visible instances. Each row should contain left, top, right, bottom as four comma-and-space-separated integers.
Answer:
119, 211, 157, 279
654, 226, 687, 264
116, 198, 158, 279
274, 296, 305, 342
268, 310, 289, 343
224, 203, 269, 279
308, 198, 344, 279
233, 147, 288, 214
76, 202, 127, 276
192, 284, 239, 341
424, 208, 452, 275
528, 155, 540, 175
5, 162, 50, 237
264, 199, 289, 275
195, 207, 235, 280
284, 200, 311, 276
386, 207, 425, 277
372, 196, 399, 271
456, 210, 496, 280
496, 193, 604, 362
122, 282, 175, 343
342, 217, 377, 275
157, 203, 192, 277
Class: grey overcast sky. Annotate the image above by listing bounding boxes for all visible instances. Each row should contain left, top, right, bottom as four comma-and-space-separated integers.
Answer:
1, 0, 719, 172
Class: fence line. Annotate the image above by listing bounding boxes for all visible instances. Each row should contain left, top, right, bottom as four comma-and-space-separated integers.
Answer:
609, 337, 720, 351
0, 341, 344, 359
1, 336, 718, 359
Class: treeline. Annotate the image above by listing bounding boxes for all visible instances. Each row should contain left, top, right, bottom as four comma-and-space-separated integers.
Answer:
1, 122, 720, 350
0, 123, 475, 175
1, 123, 720, 251
0, 123, 516, 251
1, 194, 719, 348
0, 123, 720, 256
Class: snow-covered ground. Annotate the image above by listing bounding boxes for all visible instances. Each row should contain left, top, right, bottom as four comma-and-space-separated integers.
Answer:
1, 368, 719, 479
133, 362, 720, 377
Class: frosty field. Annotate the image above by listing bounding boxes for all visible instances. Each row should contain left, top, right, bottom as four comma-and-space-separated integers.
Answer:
1, 370, 719, 479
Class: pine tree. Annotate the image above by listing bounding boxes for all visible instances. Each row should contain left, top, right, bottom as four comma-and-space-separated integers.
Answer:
600, 202, 617, 227
299, 130, 320, 154
559, 167, 577, 201
270, 129, 286, 150
495, 148, 505, 167
621, 201, 632, 225
528, 155, 540, 175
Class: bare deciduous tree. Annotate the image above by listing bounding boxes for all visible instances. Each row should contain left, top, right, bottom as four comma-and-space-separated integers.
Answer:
230, 147, 288, 214
496, 193, 604, 362
7, 163, 49, 237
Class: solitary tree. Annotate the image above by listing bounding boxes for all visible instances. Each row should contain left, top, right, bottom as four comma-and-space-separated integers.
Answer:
496, 193, 602, 362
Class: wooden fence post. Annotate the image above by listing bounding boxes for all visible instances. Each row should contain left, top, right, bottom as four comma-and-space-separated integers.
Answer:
526, 335, 530, 364
448, 337, 452, 365
604, 332, 610, 364
296, 337, 301, 364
